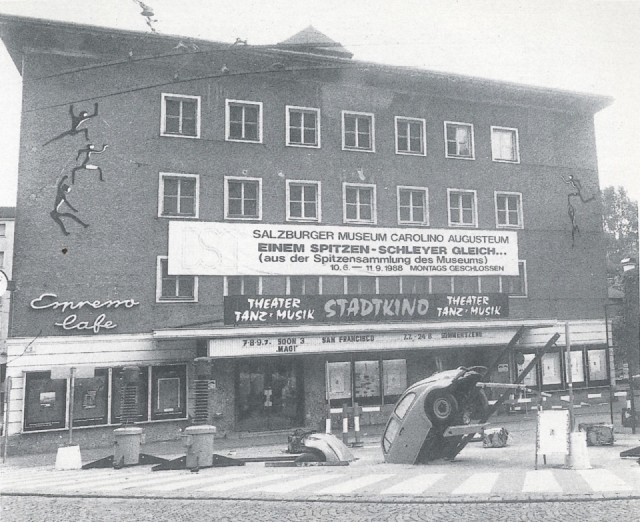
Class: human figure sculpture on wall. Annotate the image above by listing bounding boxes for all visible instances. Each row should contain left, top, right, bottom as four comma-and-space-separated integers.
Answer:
563, 174, 596, 203
50, 176, 89, 236
72, 144, 109, 183
43, 103, 99, 146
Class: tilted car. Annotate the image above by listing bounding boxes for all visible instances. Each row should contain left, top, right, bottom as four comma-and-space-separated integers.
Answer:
382, 366, 489, 464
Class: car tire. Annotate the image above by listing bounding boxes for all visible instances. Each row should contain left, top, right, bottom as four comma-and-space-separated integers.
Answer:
426, 390, 458, 424
460, 388, 489, 424
294, 448, 326, 463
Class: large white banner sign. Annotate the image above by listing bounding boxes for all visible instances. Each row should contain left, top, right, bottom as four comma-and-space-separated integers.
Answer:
168, 222, 519, 277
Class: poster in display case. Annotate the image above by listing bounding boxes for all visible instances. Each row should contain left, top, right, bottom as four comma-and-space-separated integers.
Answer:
24, 372, 67, 431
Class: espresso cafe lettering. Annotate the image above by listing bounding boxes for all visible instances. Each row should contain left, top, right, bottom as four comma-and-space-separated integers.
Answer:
30, 293, 140, 333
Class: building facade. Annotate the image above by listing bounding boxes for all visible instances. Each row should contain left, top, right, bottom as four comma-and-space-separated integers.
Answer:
0, 206, 16, 434
0, 15, 612, 451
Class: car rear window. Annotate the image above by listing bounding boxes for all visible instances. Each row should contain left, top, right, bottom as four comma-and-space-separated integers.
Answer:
393, 392, 416, 419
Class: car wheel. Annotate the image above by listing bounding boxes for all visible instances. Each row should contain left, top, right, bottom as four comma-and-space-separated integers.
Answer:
294, 448, 326, 463
460, 388, 489, 424
426, 390, 458, 424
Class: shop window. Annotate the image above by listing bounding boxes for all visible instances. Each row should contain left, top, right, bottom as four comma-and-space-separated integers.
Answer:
564, 350, 585, 385
287, 276, 321, 295
161, 93, 200, 138
111, 367, 149, 424
286, 181, 320, 222
383, 359, 407, 404
343, 183, 376, 224
225, 276, 261, 296
225, 176, 262, 220
587, 349, 608, 382
342, 111, 375, 152
73, 369, 109, 427
158, 173, 199, 218
517, 353, 538, 387
151, 365, 187, 420
448, 189, 477, 227
226, 99, 262, 143
444, 121, 474, 159
400, 276, 430, 294
397, 186, 429, 225
157, 257, 197, 302
541, 352, 562, 387
355, 360, 380, 407
23, 372, 67, 431
327, 361, 352, 408
491, 126, 520, 163
286, 106, 320, 147
345, 276, 378, 295
395, 117, 426, 156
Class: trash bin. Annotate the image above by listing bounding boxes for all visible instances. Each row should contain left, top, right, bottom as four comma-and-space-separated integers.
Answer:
183, 425, 217, 469
114, 426, 144, 466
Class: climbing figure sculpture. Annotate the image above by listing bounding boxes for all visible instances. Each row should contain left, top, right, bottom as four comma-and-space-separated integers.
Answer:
50, 176, 89, 236
44, 103, 99, 146
563, 174, 596, 203
72, 144, 108, 184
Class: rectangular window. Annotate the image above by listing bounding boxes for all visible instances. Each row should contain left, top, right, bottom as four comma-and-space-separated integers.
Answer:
226, 99, 262, 143
495, 191, 523, 228
225, 276, 261, 296
342, 111, 375, 152
161, 93, 200, 138
397, 186, 429, 225
395, 117, 426, 155
158, 173, 199, 218
453, 276, 479, 293
111, 366, 149, 424
431, 277, 453, 293
564, 351, 585, 384
400, 276, 430, 294
444, 121, 474, 159
157, 257, 197, 302
541, 352, 562, 386
0, 223, 5, 236
23, 372, 67, 431
327, 361, 352, 407
0, 251, 4, 268
286, 106, 320, 147
587, 349, 608, 382
287, 276, 321, 295
491, 126, 520, 163
345, 276, 378, 295
225, 177, 262, 219
343, 183, 376, 224
72, 369, 109, 427
517, 353, 538, 387
151, 365, 187, 420
479, 276, 500, 293
448, 189, 477, 227
500, 260, 527, 297
286, 181, 320, 222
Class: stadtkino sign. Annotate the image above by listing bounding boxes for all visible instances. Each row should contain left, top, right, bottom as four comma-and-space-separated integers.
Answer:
168, 222, 519, 277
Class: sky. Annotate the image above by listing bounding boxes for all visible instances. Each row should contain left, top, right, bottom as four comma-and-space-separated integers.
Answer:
0, 0, 639, 207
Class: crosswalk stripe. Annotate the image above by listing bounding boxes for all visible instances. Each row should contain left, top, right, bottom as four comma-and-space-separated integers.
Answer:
96, 475, 192, 492
196, 473, 291, 492
254, 474, 337, 493
380, 473, 445, 495
316, 474, 394, 495
4, 472, 127, 490
452, 472, 500, 495
522, 470, 562, 493
577, 469, 633, 492
58, 471, 152, 490
141, 472, 247, 492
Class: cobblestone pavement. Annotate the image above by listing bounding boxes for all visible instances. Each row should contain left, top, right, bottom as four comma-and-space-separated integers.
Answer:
2, 495, 639, 521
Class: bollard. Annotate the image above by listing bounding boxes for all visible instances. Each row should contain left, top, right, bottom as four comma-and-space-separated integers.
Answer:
183, 424, 217, 470
325, 402, 332, 434
341, 403, 349, 445
351, 402, 363, 447
113, 426, 144, 466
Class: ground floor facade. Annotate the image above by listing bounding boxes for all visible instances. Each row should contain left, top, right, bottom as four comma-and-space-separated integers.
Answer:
2, 318, 611, 453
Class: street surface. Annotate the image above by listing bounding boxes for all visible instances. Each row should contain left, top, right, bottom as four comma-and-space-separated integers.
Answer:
2, 495, 640, 521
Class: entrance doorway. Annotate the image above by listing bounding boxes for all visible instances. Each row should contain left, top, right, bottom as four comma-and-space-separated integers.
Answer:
236, 358, 303, 432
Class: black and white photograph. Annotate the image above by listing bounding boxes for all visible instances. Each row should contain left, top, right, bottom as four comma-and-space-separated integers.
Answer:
0, 1, 638, 520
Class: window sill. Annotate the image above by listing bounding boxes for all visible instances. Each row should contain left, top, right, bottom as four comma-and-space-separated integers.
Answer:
286, 142, 321, 149
225, 137, 263, 144
342, 147, 375, 153
395, 150, 427, 157
445, 155, 475, 160
160, 133, 200, 140
492, 158, 520, 164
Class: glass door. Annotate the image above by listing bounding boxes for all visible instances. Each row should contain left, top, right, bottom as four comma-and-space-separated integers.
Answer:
236, 358, 302, 432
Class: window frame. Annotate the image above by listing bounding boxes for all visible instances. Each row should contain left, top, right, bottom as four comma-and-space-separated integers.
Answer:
343, 182, 377, 224
491, 126, 520, 164
397, 185, 429, 226
285, 105, 321, 148
286, 276, 323, 295
156, 256, 198, 303
285, 180, 321, 222
224, 176, 263, 220
224, 276, 263, 296
494, 191, 524, 229
157, 172, 200, 219
447, 188, 478, 228
395, 116, 427, 156
399, 276, 431, 294
341, 111, 375, 152
444, 121, 475, 160
160, 93, 201, 139
225, 99, 263, 143
343, 276, 380, 295
500, 260, 528, 298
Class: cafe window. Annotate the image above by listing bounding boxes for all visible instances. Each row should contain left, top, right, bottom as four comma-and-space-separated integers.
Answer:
73, 369, 109, 427
24, 372, 67, 431
327, 358, 407, 408
151, 365, 187, 420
